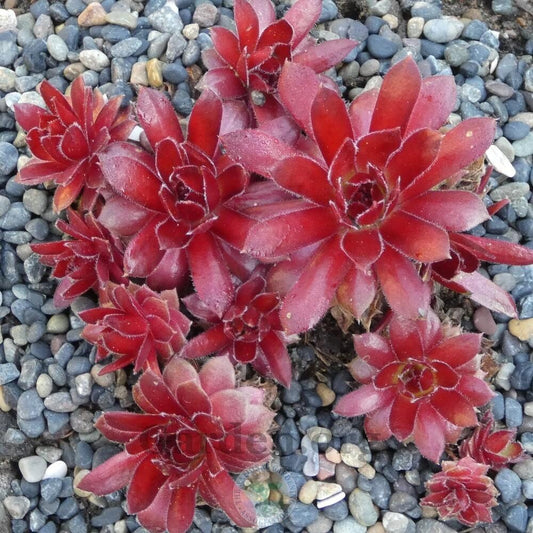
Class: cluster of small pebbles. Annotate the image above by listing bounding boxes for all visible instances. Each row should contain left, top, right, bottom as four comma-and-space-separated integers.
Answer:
0, 0, 531, 531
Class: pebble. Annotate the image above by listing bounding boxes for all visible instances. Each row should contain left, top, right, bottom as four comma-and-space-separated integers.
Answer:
43, 461, 67, 480
3, 495, 30, 519
77, 2, 107, 27
79, 49, 110, 71
287, 502, 319, 528
513, 133, 533, 158
367, 34, 399, 58
148, 4, 183, 33
505, 396, 523, 428
423, 17, 464, 43
18, 456, 47, 483
348, 488, 378, 526
341, 443, 367, 468
495, 468, 522, 504
508, 317, 533, 341
382, 511, 413, 533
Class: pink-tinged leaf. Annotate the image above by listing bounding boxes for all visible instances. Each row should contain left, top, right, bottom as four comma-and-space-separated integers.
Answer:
17, 159, 66, 185
349, 89, 379, 138
380, 211, 450, 263
428, 333, 480, 368
257, 18, 292, 48
294, 39, 356, 73
77, 451, 141, 494
220, 100, 250, 135
413, 403, 446, 462
353, 333, 396, 371
456, 374, 495, 407
384, 128, 442, 189
221, 129, 298, 178
281, 236, 351, 333
124, 220, 165, 278
128, 455, 167, 513
175, 380, 211, 418
135, 480, 172, 532
181, 326, 229, 359
199, 356, 236, 395
404, 118, 496, 200
445, 269, 517, 317
334, 384, 394, 417
260, 331, 292, 387
341, 228, 383, 270
284, 0, 322, 46
374, 247, 431, 318
203, 468, 257, 527
201, 68, 247, 99
452, 233, 533, 265
354, 129, 402, 172
389, 310, 441, 361
203, 48, 227, 70
256, 114, 300, 147
210, 389, 247, 429
431, 389, 478, 428
364, 403, 393, 441
162, 357, 199, 394
389, 393, 418, 441
405, 75, 457, 135
243, 204, 338, 260
336, 266, 377, 320
278, 61, 322, 132
100, 142, 164, 211
14, 103, 48, 132
272, 155, 331, 205
96, 412, 167, 443
165, 486, 197, 533
403, 190, 489, 232
210, 27, 241, 68
135, 371, 185, 415
187, 232, 234, 317
311, 86, 352, 164
136, 88, 184, 146
188, 90, 222, 157
235, 0, 260, 49
98, 196, 153, 236
370, 57, 421, 133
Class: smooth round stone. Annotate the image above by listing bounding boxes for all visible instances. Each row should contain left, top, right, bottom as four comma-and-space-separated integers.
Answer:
503, 504, 528, 532
148, 4, 184, 33
492, 0, 515, 15
348, 488, 378, 526
79, 49, 110, 71
366, 34, 398, 58
287, 502, 319, 528
17, 388, 45, 419
513, 132, 533, 158
91, 506, 124, 527
43, 460, 68, 480
192, 3, 218, 27
44, 392, 77, 413
407, 16, 424, 38
110, 37, 143, 58
161, 62, 188, 84
495, 468, 522, 504
333, 516, 366, 533
0, 33, 18, 68
46, 314, 69, 334
40, 478, 63, 503
485, 79, 514, 99
3, 495, 30, 519
0, 141, 18, 175
0, 363, 20, 385
0, 66, 16, 92
411, 1, 441, 20
462, 19, 488, 40
22, 39, 48, 73
423, 17, 464, 43
505, 397, 523, 428
182, 39, 200, 65
382, 511, 413, 532
45, 34, 69, 62
18, 455, 47, 483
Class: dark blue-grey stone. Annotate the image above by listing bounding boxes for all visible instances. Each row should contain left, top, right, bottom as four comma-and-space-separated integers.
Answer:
12, 520, 27, 533
55, 497, 78, 520
365, 15, 387, 34
506, 70, 523, 90
43, 409, 70, 435
59, 477, 74, 498
480, 29, 499, 49
411, 1, 441, 20
110, 37, 144, 58
323, 499, 348, 521
516, 218, 533, 238
420, 39, 445, 59
369, 473, 391, 508
459, 60, 480, 77
0, 33, 19, 68
30, 0, 50, 18
40, 478, 63, 503
29, 508, 47, 532
22, 39, 48, 73
504, 121, 530, 141
462, 19, 489, 40
17, 388, 45, 419
280, 453, 307, 472
468, 43, 490, 64
367, 34, 399, 59
65, 357, 91, 376
492, 0, 515, 15
287, 502, 318, 528
101, 25, 131, 44
512, 158, 532, 183
505, 397, 523, 428
66, 514, 87, 533
0, 363, 20, 385
505, 92, 526, 116
495, 468, 522, 504
318, 0, 338, 22
39, 497, 60, 516
485, 215, 509, 234
91, 507, 123, 527
74, 441, 93, 469
389, 491, 418, 513
0, 142, 19, 176
57, 25, 80, 51
49, 2, 69, 22
277, 418, 300, 455
38, 522, 57, 533
510, 362, 533, 390
162, 62, 188, 84
172, 88, 193, 116
0, 203, 31, 231
503, 504, 528, 532
65, 0, 85, 15
182, 40, 201, 66
17, 414, 45, 438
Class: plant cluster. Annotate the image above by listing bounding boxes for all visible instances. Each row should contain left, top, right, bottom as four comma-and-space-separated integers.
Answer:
15, 0, 530, 530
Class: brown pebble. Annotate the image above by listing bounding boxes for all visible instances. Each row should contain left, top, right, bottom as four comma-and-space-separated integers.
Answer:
78, 2, 107, 27
146, 58, 163, 88
316, 383, 335, 406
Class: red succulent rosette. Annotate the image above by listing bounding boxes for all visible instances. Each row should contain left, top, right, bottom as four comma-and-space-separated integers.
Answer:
77, 357, 274, 533
421, 457, 499, 526
222, 57, 533, 333
80, 282, 190, 374
15, 76, 135, 211
31, 208, 126, 308
97, 88, 251, 315
333, 309, 495, 462
182, 271, 293, 387
201, 0, 355, 124
459, 411, 526, 471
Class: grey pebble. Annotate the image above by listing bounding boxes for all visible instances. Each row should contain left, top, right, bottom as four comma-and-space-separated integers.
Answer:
0, 33, 19, 68
44, 392, 77, 413
40, 478, 63, 503
505, 396, 523, 428
503, 503, 528, 532
91, 506, 123, 527
0, 141, 19, 175
17, 388, 45, 419
495, 468, 522, 504
0, 203, 31, 230
3, 495, 30, 519
423, 17, 464, 43
17, 415, 46, 438
367, 34, 399, 58
182, 40, 200, 66
110, 37, 144, 58
0, 363, 20, 385
287, 502, 319, 528
148, 4, 184, 33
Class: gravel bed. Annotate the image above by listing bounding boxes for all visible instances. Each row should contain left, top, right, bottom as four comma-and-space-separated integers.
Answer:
0, 0, 532, 531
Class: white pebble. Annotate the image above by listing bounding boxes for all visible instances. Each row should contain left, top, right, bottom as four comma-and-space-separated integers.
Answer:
42, 460, 68, 479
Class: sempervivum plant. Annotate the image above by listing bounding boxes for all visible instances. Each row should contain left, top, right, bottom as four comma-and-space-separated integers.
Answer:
223, 57, 533, 333
182, 270, 294, 387
77, 357, 275, 533
80, 282, 190, 374
31, 208, 127, 308
421, 457, 499, 526
459, 411, 526, 471
15, 76, 135, 211
333, 309, 494, 462
201, 0, 355, 124
97, 87, 250, 314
